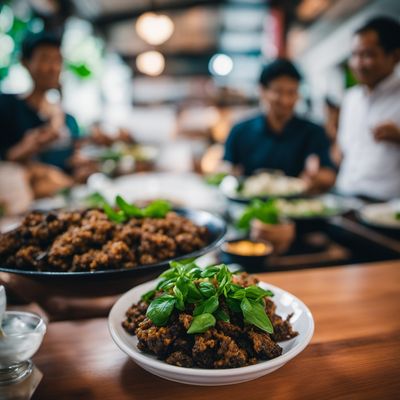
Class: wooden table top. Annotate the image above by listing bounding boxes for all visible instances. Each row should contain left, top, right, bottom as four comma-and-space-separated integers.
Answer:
32, 260, 400, 400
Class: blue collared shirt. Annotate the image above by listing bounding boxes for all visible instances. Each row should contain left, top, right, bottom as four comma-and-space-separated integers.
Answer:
223, 113, 334, 176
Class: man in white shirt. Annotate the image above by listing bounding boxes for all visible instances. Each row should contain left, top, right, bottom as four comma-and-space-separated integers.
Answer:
337, 17, 400, 200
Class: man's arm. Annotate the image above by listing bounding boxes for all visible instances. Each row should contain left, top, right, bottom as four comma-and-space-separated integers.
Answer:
6, 125, 59, 162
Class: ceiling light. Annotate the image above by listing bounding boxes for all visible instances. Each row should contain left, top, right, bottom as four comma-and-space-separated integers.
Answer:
136, 12, 174, 46
209, 54, 233, 77
136, 51, 165, 76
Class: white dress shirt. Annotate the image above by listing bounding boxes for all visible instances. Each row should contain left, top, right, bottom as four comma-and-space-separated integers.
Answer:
336, 72, 400, 200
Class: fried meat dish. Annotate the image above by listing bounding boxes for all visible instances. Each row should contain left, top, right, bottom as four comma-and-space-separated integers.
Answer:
0, 210, 209, 272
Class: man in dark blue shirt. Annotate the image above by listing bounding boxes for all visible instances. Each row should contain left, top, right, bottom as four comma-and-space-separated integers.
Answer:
223, 59, 336, 192
0, 32, 79, 171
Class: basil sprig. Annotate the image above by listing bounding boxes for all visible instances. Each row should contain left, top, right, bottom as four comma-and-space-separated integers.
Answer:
142, 260, 274, 335
237, 199, 280, 230
84, 193, 172, 223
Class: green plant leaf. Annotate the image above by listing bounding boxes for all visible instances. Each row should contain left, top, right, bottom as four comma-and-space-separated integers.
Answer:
187, 313, 216, 334
142, 199, 171, 218
116, 195, 143, 217
200, 265, 222, 278
226, 297, 241, 313
186, 281, 203, 303
237, 199, 280, 229
240, 297, 273, 334
102, 202, 126, 223
231, 288, 246, 300
141, 289, 156, 303
176, 276, 189, 298
214, 308, 230, 322
193, 295, 219, 316
244, 286, 274, 300
198, 281, 216, 298
174, 286, 185, 311
146, 295, 176, 326
157, 278, 176, 291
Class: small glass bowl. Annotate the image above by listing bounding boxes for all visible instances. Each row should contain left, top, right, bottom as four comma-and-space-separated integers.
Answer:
0, 311, 46, 384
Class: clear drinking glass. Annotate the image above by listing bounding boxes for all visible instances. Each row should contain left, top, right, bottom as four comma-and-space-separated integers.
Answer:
0, 311, 46, 384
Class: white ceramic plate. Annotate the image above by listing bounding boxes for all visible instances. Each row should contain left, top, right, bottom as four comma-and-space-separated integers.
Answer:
358, 201, 400, 229
108, 280, 314, 386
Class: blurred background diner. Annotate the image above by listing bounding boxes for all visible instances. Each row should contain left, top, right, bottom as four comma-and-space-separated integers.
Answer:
0, 0, 399, 321
0, 0, 399, 206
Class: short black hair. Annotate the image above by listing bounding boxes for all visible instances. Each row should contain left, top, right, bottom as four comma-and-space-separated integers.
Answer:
21, 32, 62, 60
259, 59, 302, 88
355, 16, 400, 53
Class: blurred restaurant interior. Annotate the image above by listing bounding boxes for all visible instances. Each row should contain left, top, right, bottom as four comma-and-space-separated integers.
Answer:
0, 0, 399, 399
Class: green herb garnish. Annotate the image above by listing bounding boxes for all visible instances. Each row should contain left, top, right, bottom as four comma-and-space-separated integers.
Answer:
142, 260, 274, 335
84, 194, 172, 223
395, 212, 400, 221
237, 199, 280, 230
205, 172, 228, 186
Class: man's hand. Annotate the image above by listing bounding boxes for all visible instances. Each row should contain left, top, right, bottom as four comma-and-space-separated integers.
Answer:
301, 155, 336, 194
373, 122, 400, 144
6, 125, 59, 162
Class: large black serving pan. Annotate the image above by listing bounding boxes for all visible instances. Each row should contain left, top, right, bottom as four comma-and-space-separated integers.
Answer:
0, 209, 227, 297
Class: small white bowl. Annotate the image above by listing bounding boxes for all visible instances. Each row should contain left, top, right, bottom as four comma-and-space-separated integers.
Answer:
108, 280, 314, 386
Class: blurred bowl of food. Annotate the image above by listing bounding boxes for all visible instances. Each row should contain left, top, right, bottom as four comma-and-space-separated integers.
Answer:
220, 238, 274, 271
356, 200, 400, 232
220, 172, 307, 204
275, 194, 362, 233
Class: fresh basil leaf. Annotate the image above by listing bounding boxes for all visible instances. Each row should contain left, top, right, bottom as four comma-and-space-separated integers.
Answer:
231, 288, 246, 300
116, 195, 143, 217
245, 286, 274, 300
174, 286, 185, 311
188, 266, 202, 279
146, 295, 176, 326
237, 199, 280, 229
240, 297, 273, 334
236, 207, 256, 230
187, 313, 216, 334
214, 308, 230, 322
216, 264, 231, 283
157, 278, 176, 291
85, 192, 107, 208
182, 260, 197, 273
102, 202, 127, 223
200, 264, 224, 278
193, 295, 219, 316
226, 297, 241, 313
159, 268, 177, 280
142, 200, 171, 218
141, 289, 156, 303
198, 281, 216, 298
229, 284, 243, 293
186, 282, 203, 303
175, 276, 189, 298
